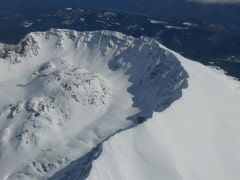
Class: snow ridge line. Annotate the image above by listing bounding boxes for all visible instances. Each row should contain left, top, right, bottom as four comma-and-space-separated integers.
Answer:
49, 118, 145, 180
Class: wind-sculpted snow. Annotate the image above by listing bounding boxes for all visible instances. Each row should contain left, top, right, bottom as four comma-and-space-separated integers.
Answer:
31, 60, 111, 107
0, 60, 111, 151
0, 29, 188, 180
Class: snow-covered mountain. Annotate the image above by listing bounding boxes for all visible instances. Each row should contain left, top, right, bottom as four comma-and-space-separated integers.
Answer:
0, 29, 240, 180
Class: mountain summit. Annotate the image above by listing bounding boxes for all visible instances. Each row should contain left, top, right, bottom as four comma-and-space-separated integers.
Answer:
0, 29, 239, 180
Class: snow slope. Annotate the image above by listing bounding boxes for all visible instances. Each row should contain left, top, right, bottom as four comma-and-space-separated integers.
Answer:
0, 29, 240, 180
0, 29, 188, 180
48, 37, 240, 180
87, 52, 240, 180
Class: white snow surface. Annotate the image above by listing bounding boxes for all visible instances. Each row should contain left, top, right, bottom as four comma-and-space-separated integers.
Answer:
88, 52, 240, 180
0, 28, 239, 180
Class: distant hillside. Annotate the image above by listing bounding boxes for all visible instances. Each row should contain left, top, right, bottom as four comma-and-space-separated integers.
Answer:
0, 0, 240, 28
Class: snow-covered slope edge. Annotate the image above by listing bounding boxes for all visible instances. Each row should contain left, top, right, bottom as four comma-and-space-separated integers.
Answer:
0, 29, 188, 180
85, 46, 240, 180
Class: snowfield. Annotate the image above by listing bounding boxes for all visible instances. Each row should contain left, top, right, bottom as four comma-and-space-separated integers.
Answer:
0, 29, 240, 180
88, 53, 240, 180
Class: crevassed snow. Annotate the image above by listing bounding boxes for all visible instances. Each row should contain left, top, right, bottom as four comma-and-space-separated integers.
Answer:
0, 29, 188, 180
